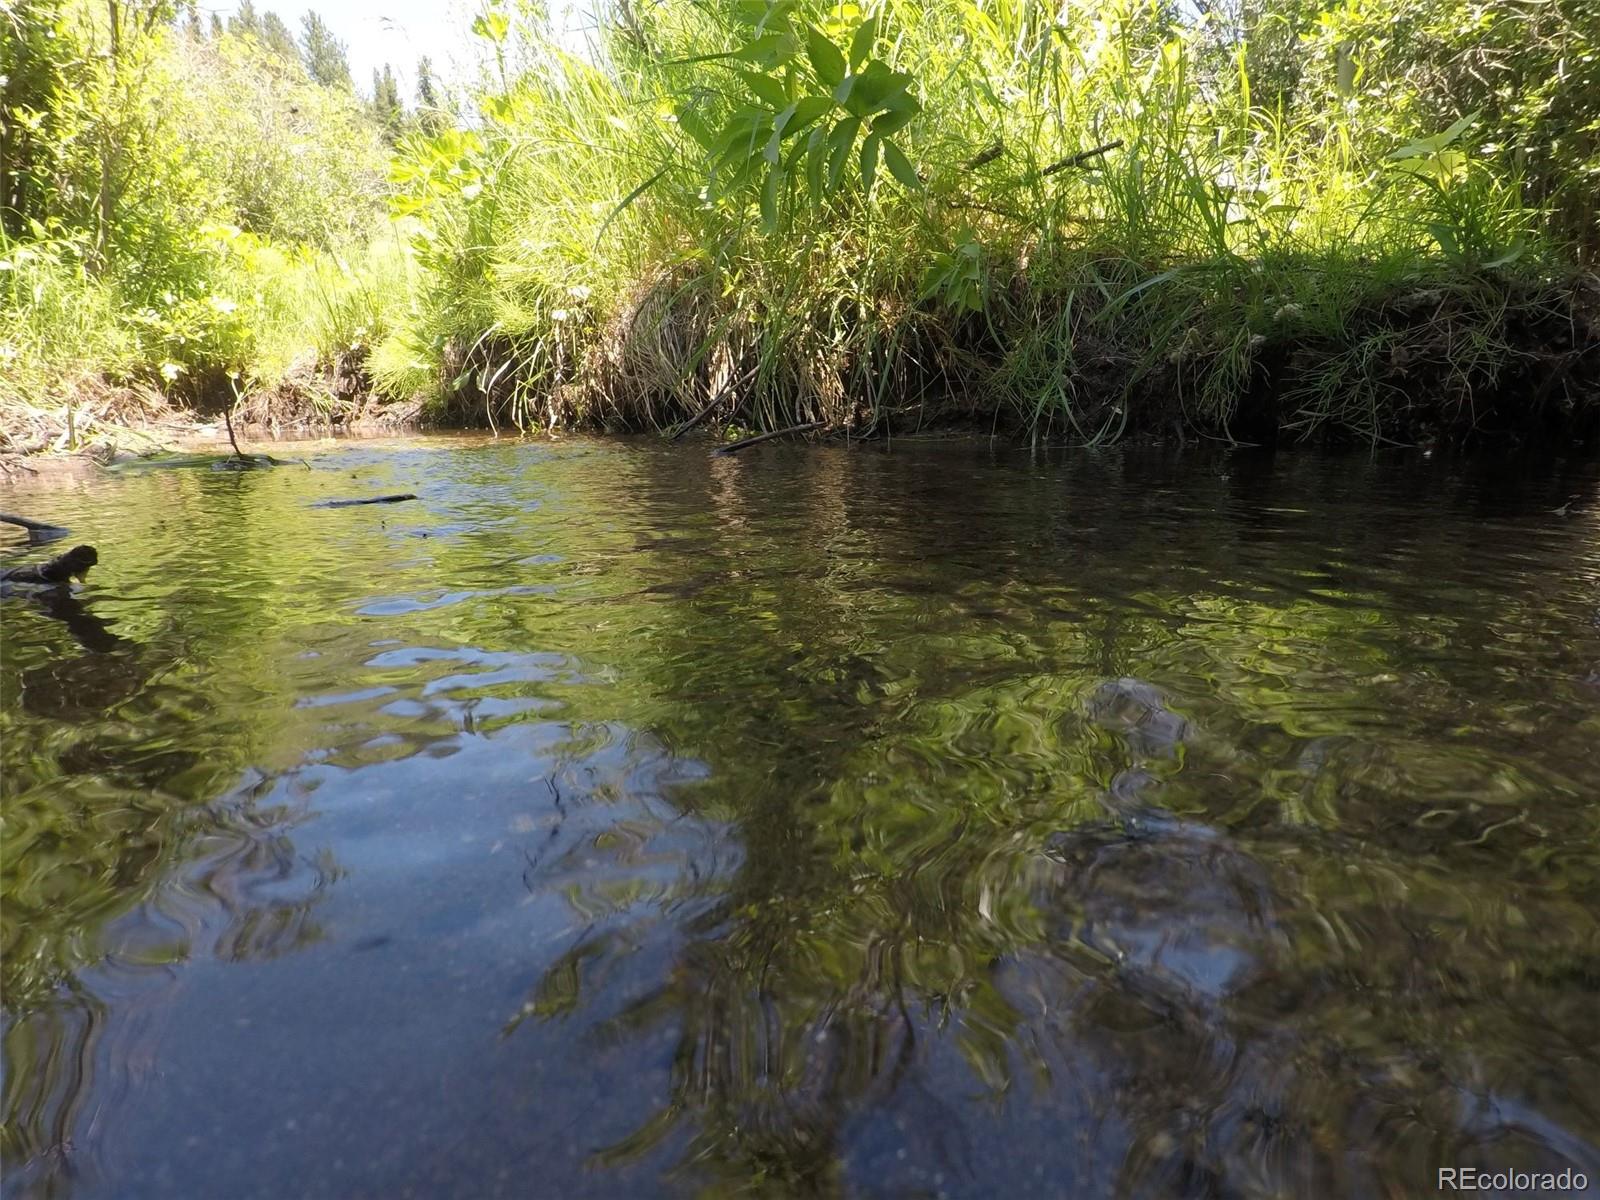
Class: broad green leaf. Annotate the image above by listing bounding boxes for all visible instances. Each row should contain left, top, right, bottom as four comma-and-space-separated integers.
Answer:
806, 24, 847, 87
777, 95, 833, 139
1438, 112, 1480, 147
870, 102, 918, 136
736, 69, 789, 108
714, 107, 773, 156
674, 105, 716, 151
842, 61, 912, 117
718, 153, 763, 197
729, 33, 788, 65
764, 130, 783, 164
826, 116, 861, 189
849, 18, 877, 69
1427, 222, 1463, 264
1390, 112, 1479, 160
860, 132, 881, 192
783, 132, 810, 173
1483, 241, 1526, 269
882, 139, 920, 189
752, 1, 798, 34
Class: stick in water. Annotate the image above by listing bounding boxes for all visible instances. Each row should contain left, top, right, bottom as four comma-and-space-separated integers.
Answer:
223, 406, 248, 461
671, 365, 758, 442
318, 494, 419, 507
0, 513, 71, 543
712, 421, 825, 456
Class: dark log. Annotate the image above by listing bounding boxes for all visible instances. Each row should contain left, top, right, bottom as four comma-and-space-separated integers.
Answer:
316, 493, 419, 508
712, 421, 826, 456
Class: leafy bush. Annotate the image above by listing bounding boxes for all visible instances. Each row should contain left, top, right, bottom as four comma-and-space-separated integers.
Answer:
0, 0, 388, 418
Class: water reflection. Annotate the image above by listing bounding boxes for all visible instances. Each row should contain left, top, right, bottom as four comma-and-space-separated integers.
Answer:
2, 439, 1599, 1198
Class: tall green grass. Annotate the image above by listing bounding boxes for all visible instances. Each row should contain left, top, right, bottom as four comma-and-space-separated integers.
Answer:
373, 0, 1590, 443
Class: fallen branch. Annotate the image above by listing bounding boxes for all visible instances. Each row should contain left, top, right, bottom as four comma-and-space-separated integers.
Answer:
712, 420, 825, 456
316, 493, 418, 508
671, 365, 758, 442
0, 513, 71, 543
1040, 139, 1123, 177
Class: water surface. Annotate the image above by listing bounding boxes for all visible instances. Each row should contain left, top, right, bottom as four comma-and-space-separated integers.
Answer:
4, 437, 1599, 1198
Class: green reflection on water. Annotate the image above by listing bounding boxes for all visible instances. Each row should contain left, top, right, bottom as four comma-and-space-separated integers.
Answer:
3, 439, 1599, 1196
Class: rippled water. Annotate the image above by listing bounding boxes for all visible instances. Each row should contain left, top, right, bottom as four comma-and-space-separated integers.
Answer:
3, 437, 1600, 1199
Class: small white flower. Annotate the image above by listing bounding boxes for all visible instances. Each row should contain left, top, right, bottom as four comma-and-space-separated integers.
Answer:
551, 308, 570, 322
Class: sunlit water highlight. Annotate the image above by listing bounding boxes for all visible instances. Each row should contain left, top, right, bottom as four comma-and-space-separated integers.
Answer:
3, 437, 1599, 1198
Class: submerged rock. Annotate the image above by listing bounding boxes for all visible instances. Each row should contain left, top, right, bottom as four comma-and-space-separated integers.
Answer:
1085, 676, 1192, 758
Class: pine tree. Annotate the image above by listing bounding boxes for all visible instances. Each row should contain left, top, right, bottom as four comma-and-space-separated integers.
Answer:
415, 56, 444, 132
259, 11, 299, 61
299, 11, 351, 89
416, 56, 438, 110
370, 64, 403, 138
229, 0, 260, 38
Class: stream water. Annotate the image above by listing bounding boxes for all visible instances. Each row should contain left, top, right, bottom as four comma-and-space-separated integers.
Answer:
3, 436, 1599, 1199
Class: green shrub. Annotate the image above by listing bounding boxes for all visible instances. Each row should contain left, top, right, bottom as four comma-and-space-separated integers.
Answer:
0, 1, 389, 408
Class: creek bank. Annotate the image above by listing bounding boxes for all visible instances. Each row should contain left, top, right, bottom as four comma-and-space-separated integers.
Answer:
421, 271, 1600, 452
6, 273, 1598, 461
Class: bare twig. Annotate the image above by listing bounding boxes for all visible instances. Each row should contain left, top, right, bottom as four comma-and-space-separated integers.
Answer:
315, 494, 418, 508
1040, 139, 1124, 177
222, 404, 247, 461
